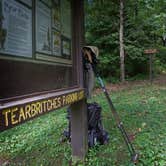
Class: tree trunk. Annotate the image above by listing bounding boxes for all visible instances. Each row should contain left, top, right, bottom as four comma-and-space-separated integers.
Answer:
119, 0, 125, 82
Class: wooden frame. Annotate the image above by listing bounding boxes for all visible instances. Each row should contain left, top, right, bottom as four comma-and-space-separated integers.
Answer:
0, 0, 85, 129
0, 0, 81, 103
0, 0, 88, 161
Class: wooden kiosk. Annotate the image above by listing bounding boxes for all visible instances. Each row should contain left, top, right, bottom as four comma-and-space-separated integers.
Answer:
0, 0, 87, 161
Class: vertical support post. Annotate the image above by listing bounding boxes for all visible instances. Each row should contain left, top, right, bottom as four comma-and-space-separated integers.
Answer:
149, 54, 153, 84
70, 0, 88, 163
70, 99, 88, 162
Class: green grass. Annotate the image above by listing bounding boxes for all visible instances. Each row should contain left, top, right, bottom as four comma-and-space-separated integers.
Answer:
0, 84, 166, 166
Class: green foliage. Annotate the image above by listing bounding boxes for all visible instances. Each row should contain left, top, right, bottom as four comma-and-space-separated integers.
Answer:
0, 110, 71, 166
85, 0, 166, 79
0, 84, 166, 165
155, 46, 166, 73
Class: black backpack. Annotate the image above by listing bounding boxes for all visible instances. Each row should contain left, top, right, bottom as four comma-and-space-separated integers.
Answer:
62, 102, 109, 147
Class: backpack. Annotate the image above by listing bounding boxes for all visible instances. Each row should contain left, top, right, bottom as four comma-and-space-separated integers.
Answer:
62, 102, 109, 147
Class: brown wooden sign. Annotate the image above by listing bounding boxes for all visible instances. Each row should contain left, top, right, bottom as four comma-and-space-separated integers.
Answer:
0, 0, 88, 160
144, 49, 157, 54
0, 0, 85, 131
0, 89, 84, 132
0, 0, 78, 102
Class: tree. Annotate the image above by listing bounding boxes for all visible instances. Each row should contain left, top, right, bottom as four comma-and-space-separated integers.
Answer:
119, 0, 125, 82
85, 0, 166, 79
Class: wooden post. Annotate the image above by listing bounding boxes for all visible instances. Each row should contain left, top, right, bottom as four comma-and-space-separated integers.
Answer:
0, 0, 88, 162
144, 49, 157, 85
149, 54, 153, 84
70, 0, 88, 163
70, 100, 88, 162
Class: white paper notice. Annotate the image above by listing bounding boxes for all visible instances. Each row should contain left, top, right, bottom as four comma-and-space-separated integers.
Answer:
52, 0, 61, 30
0, 0, 32, 57
61, 0, 71, 38
36, 0, 52, 54
62, 39, 71, 57
52, 30, 61, 56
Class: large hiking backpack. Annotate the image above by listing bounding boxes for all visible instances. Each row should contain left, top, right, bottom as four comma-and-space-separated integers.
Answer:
62, 102, 109, 147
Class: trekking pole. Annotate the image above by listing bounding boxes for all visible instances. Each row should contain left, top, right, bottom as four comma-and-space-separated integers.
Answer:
96, 74, 139, 163
82, 46, 139, 163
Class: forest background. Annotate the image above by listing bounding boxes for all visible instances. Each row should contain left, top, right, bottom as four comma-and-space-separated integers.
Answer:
85, 0, 166, 82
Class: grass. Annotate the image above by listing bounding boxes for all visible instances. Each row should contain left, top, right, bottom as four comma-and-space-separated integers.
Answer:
0, 83, 166, 166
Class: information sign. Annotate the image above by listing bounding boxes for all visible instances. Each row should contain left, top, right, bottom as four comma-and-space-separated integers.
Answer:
0, 0, 84, 135
36, 0, 52, 54
0, 0, 87, 161
52, 0, 61, 30
52, 30, 61, 56
144, 49, 157, 54
0, 89, 85, 131
62, 37, 71, 58
0, 0, 32, 57
61, 0, 72, 38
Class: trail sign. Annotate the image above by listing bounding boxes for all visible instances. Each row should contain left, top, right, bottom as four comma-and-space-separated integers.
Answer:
0, 89, 85, 131
0, 0, 84, 127
0, 0, 87, 161
144, 49, 157, 84
144, 49, 157, 54
0, 0, 77, 101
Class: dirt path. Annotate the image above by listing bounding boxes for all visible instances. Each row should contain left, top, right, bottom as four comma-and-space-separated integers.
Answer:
94, 74, 166, 95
